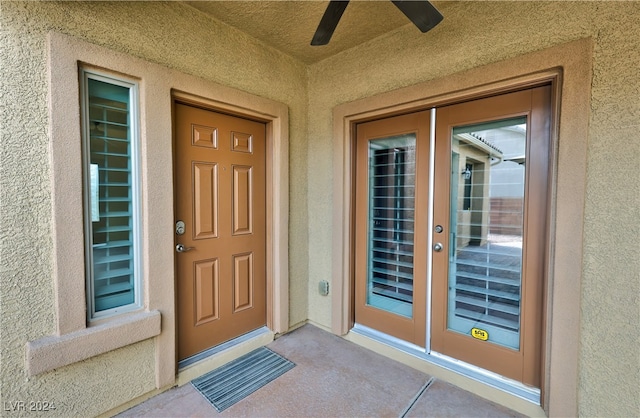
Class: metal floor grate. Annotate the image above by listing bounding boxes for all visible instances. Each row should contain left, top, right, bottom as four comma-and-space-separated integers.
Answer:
191, 347, 295, 412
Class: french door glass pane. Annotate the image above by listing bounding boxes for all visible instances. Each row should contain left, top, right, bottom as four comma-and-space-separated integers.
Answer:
448, 117, 527, 350
367, 134, 416, 318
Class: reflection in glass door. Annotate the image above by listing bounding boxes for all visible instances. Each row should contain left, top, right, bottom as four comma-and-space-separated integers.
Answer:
448, 117, 527, 350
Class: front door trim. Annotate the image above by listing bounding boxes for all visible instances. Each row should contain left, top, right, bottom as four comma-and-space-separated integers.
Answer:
172, 88, 289, 343
331, 39, 593, 416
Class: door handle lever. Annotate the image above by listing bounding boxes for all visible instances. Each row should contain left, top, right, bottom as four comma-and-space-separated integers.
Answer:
176, 244, 195, 253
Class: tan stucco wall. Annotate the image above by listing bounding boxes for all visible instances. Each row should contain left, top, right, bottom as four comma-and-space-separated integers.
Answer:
0, 1, 307, 416
579, 4, 640, 416
2, 1, 639, 416
306, 2, 639, 417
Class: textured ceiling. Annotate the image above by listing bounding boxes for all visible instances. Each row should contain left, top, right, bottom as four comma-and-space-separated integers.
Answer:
185, 1, 426, 64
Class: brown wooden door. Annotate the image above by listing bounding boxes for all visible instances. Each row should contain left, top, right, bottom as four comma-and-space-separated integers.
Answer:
174, 102, 266, 361
431, 86, 551, 387
354, 111, 431, 346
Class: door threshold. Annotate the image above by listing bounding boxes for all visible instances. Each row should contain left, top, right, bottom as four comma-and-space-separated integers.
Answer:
177, 327, 273, 385
349, 324, 541, 410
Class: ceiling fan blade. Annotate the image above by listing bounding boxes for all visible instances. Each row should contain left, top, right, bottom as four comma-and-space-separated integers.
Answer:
391, 0, 443, 33
311, 0, 350, 46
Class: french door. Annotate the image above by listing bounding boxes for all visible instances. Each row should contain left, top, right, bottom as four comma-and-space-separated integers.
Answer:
354, 111, 431, 346
354, 86, 551, 387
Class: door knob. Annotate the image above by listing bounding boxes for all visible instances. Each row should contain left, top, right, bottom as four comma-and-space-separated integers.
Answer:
176, 244, 195, 253
433, 243, 443, 252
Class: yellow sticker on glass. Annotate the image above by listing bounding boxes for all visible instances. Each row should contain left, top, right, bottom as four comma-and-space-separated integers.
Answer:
471, 328, 489, 341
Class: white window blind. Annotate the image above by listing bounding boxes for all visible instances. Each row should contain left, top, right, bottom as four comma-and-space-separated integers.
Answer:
82, 71, 141, 318
367, 135, 416, 318
453, 236, 522, 332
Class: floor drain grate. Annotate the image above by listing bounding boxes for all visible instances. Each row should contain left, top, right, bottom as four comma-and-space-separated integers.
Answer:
191, 347, 295, 412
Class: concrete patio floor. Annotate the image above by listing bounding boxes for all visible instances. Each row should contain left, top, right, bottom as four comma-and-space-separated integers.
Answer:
117, 324, 524, 417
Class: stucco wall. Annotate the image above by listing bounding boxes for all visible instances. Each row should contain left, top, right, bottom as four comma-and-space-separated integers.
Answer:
2, 1, 638, 416
306, 2, 639, 417
0, 1, 307, 416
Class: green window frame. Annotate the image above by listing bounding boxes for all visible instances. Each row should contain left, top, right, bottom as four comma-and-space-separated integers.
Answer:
80, 68, 142, 320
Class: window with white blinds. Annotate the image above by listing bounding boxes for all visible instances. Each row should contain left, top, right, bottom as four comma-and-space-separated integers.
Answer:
447, 117, 526, 350
366, 135, 416, 318
81, 70, 141, 319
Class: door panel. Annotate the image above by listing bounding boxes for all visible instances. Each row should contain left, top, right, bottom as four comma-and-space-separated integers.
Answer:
193, 162, 218, 239
233, 252, 254, 312
432, 87, 551, 386
194, 259, 219, 325
355, 111, 430, 346
232, 165, 253, 235
175, 103, 266, 361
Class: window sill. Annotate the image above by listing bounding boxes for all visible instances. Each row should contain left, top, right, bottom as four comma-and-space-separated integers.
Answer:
26, 310, 161, 376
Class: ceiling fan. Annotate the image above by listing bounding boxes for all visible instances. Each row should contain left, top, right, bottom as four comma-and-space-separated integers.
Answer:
311, 0, 443, 46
